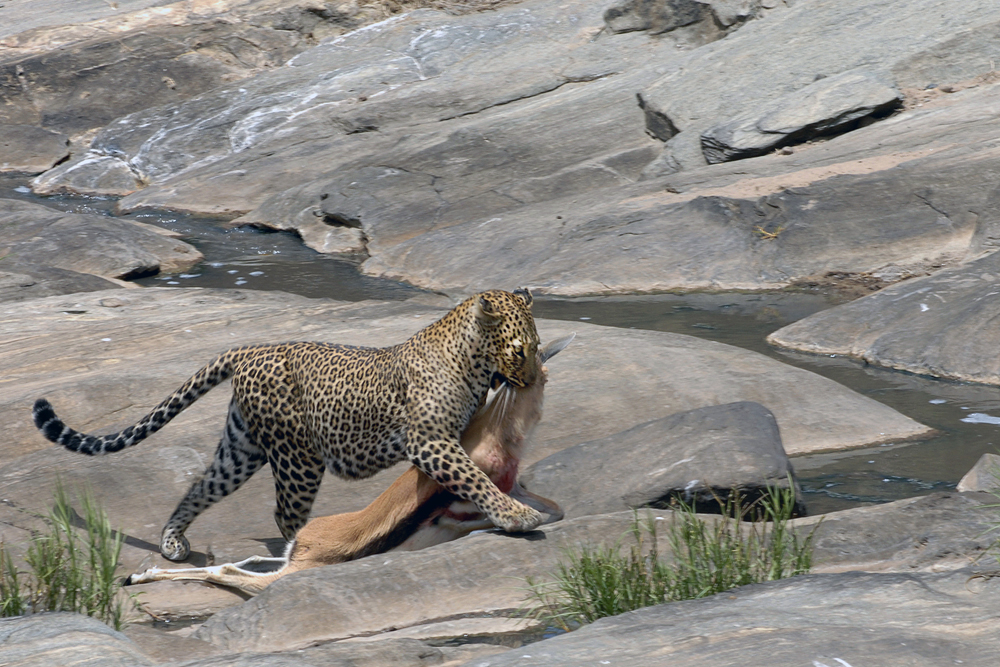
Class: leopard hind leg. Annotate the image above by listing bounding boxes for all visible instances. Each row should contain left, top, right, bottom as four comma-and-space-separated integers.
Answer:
267, 444, 325, 542
160, 398, 266, 561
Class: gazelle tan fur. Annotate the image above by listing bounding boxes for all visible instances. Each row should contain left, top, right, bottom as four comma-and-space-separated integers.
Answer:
126, 334, 573, 595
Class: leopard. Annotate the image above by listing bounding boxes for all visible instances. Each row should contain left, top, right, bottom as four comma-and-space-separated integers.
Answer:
32, 288, 544, 561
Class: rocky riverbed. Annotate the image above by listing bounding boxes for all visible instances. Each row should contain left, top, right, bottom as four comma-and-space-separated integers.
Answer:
4, 0, 1000, 664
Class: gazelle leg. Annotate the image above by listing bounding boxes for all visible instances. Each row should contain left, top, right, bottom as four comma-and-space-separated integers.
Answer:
510, 481, 564, 523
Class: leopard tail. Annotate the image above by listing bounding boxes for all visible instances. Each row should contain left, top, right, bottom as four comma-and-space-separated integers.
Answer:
32, 348, 246, 456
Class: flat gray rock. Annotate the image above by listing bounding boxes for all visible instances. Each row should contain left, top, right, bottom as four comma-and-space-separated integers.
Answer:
0, 266, 123, 303
0, 613, 153, 667
521, 401, 801, 518
0, 287, 926, 618
464, 567, 1000, 667
806, 491, 996, 573
0, 125, 69, 174
0, 199, 202, 292
169, 638, 500, 667
767, 247, 1000, 385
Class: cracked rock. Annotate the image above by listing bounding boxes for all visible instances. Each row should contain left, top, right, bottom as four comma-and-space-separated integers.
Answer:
701, 69, 902, 163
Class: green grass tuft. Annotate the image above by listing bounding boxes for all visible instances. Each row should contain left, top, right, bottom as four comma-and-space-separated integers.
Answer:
0, 486, 140, 630
523, 485, 818, 630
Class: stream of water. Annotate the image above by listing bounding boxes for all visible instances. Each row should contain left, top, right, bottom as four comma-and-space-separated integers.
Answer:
6, 177, 1000, 515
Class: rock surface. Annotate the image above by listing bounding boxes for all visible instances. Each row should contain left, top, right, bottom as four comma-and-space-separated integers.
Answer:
0, 288, 927, 617
362, 80, 1000, 294
0, 126, 70, 174
958, 453, 1000, 493
639, 0, 1000, 171
767, 246, 1000, 385
700, 68, 902, 164
185, 492, 997, 653
521, 401, 802, 518
0, 0, 389, 143
0, 199, 202, 302
465, 567, 1000, 667
11, 0, 998, 304
0, 613, 153, 667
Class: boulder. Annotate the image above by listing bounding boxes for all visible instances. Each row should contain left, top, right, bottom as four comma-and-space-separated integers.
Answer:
0, 125, 70, 174
32, 155, 145, 197
0, 199, 202, 294
766, 247, 1000, 385
0, 287, 927, 617
521, 401, 802, 518
464, 567, 1000, 667
639, 0, 1000, 172
0, 613, 153, 667
700, 69, 902, 164
958, 454, 1000, 493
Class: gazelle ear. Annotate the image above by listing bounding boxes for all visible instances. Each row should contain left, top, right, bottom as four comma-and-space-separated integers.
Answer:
513, 287, 533, 307
539, 333, 575, 363
474, 295, 502, 324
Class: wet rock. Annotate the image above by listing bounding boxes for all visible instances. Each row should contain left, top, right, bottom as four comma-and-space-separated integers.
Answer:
467, 567, 1000, 667
0, 613, 153, 667
32, 154, 144, 197
0, 0, 383, 141
0, 199, 202, 291
0, 125, 69, 174
0, 288, 926, 617
36, 0, 707, 221
701, 69, 902, 163
766, 247, 1000, 385
958, 454, 1000, 493
521, 401, 801, 518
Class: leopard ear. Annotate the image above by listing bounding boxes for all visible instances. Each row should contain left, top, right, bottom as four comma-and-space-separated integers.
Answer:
513, 287, 533, 307
474, 295, 502, 324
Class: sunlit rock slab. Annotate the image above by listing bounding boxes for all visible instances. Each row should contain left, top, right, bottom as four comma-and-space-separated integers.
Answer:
767, 248, 1000, 385
193, 492, 995, 653
638, 0, 1000, 173
362, 81, 1000, 294
465, 566, 1000, 667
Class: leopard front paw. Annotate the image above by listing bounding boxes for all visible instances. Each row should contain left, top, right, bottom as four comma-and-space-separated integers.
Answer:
492, 503, 543, 533
160, 531, 191, 562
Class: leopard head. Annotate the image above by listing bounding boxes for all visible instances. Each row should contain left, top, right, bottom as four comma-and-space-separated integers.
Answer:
474, 288, 541, 388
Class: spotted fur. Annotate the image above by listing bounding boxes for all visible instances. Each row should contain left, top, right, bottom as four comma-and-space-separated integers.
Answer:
32, 289, 543, 561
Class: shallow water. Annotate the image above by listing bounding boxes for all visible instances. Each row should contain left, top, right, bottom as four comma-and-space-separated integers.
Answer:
6, 177, 1000, 515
